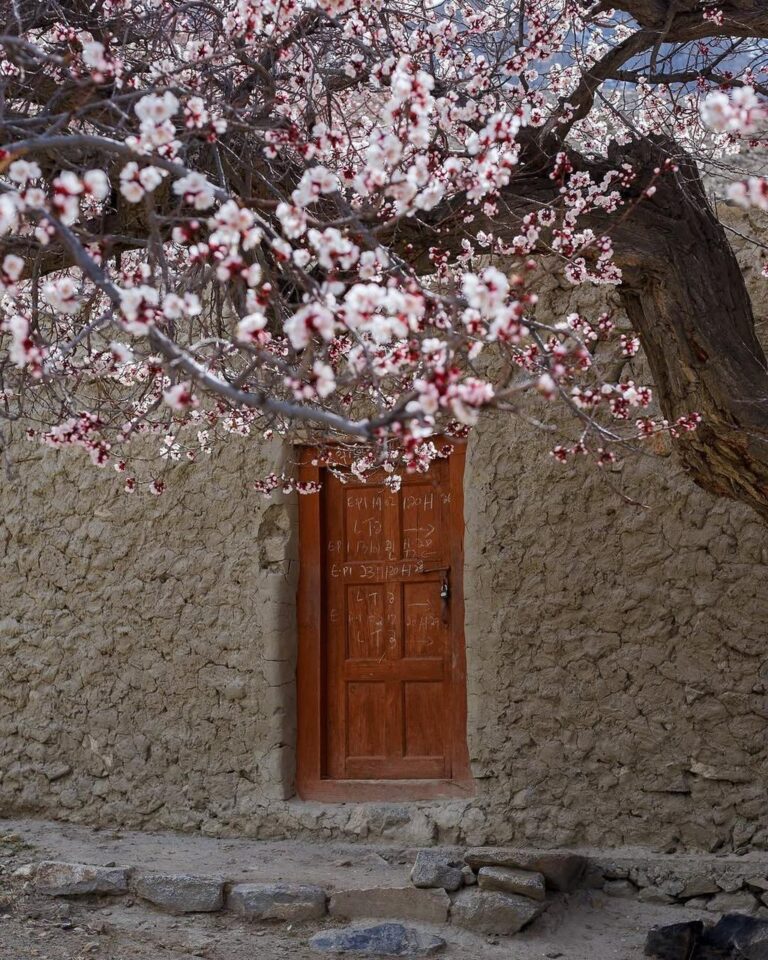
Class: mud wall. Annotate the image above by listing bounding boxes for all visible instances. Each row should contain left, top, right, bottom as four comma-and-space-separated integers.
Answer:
463, 406, 768, 852
460, 199, 768, 853
1, 201, 766, 850
0, 438, 300, 834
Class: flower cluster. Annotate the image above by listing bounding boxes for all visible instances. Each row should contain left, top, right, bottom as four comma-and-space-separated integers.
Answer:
0, 0, 727, 496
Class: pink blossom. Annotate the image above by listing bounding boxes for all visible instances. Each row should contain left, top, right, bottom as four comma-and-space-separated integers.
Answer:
119, 285, 160, 335
83, 170, 110, 200
4, 313, 44, 375
292, 167, 340, 207
173, 172, 216, 209
8, 160, 41, 184
0, 2, 718, 493
1, 254, 24, 285
237, 312, 269, 343
42, 277, 81, 314
284, 303, 335, 349
163, 382, 199, 410
120, 162, 164, 203
312, 361, 336, 398
135, 91, 179, 125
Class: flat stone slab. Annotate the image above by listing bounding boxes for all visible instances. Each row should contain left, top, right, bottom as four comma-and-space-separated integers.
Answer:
450, 888, 546, 935
35, 861, 129, 897
477, 866, 546, 901
410, 852, 463, 892
465, 848, 586, 892
228, 882, 326, 921
310, 922, 445, 956
329, 887, 449, 924
679, 877, 721, 899
707, 890, 760, 915
132, 873, 224, 913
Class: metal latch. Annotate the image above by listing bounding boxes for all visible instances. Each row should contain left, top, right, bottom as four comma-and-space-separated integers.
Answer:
440, 574, 450, 623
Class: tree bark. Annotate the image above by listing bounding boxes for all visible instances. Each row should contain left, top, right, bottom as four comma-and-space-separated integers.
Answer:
610, 143, 768, 520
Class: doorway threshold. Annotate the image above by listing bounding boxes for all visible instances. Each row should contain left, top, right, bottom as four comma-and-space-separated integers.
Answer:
297, 779, 475, 803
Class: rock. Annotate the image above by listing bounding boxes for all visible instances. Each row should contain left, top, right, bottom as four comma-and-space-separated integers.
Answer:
461, 866, 477, 887
645, 914, 768, 960
746, 878, 768, 894
450, 889, 546, 936
633, 871, 653, 889
132, 874, 224, 913
659, 878, 686, 898
407, 812, 438, 846
735, 923, 768, 960
35, 861, 129, 897
644, 920, 703, 959
329, 887, 449, 924
638, 887, 675, 906
686, 897, 712, 910
603, 880, 637, 899
680, 878, 721, 899
464, 848, 585, 892
43, 763, 72, 782
310, 923, 445, 956
707, 891, 759, 915
410, 852, 463, 892
477, 867, 546, 902
583, 865, 607, 890
227, 883, 326, 921
703, 914, 767, 957
719, 875, 748, 894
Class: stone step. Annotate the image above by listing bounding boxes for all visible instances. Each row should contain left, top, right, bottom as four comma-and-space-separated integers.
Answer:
17, 828, 768, 931
465, 848, 586, 892
329, 886, 450, 924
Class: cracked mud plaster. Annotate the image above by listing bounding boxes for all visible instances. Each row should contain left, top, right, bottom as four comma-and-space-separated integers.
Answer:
0, 435, 300, 834
1, 200, 767, 851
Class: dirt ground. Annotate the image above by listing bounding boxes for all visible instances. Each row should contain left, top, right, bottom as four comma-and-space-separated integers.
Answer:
0, 818, 716, 960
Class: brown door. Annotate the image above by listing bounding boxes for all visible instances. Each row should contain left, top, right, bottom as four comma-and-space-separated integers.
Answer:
297, 446, 471, 800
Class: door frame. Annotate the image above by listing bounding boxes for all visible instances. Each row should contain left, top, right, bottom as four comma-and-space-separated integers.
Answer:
295, 444, 474, 802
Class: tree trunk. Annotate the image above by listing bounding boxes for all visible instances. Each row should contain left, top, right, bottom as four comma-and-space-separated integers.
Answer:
611, 143, 768, 520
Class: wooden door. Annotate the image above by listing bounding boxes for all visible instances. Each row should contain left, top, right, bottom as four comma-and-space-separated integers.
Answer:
297, 446, 472, 801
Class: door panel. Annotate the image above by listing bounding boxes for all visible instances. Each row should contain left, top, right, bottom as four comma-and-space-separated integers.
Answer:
404, 681, 446, 758
403, 580, 447, 657
296, 443, 472, 799
323, 457, 456, 781
346, 683, 387, 759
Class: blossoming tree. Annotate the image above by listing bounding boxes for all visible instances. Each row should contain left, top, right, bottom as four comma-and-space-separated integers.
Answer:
1, 0, 767, 507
